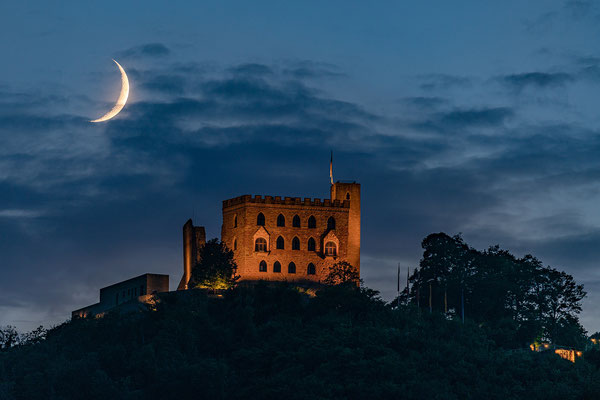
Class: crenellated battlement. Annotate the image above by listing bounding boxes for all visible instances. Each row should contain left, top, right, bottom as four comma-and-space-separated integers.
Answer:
223, 194, 350, 209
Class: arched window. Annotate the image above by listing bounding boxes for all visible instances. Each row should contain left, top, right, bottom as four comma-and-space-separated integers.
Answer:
276, 236, 285, 249
259, 260, 267, 272
234, 214, 238, 227
288, 262, 296, 274
307, 237, 316, 251
325, 241, 337, 256
257, 213, 265, 226
293, 215, 301, 228
307, 263, 316, 275
292, 236, 300, 250
308, 215, 316, 228
327, 216, 336, 230
346, 192, 350, 200
277, 214, 285, 227
255, 238, 267, 252
273, 261, 281, 273
233, 239, 237, 250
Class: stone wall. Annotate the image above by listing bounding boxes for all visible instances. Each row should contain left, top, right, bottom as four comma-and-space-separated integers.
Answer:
220, 182, 361, 283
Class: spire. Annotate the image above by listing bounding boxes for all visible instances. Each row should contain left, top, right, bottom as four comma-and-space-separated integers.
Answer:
330, 150, 334, 185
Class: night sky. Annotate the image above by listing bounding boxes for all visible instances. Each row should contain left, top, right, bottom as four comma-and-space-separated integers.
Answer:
2, 1, 600, 333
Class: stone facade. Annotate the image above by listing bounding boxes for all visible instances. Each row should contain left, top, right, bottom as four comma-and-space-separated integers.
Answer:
72, 273, 169, 318
179, 182, 360, 288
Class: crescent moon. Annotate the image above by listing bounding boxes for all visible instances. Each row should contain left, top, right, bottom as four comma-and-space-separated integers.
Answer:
90, 59, 129, 123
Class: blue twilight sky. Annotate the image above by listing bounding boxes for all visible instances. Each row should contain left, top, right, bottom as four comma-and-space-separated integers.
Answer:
2, 0, 600, 332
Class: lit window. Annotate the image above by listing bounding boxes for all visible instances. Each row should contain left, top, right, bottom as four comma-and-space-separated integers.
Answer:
308, 215, 316, 228
292, 237, 300, 250
327, 217, 336, 230
288, 262, 296, 274
259, 261, 267, 272
293, 215, 301, 228
325, 241, 337, 256
257, 213, 265, 226
307, 237, 316, 251
277, 214, 285, 227
276, 236, 285, 249
307, 263, 316, 275
255, 238, 267, 252
273, 261, 281, 273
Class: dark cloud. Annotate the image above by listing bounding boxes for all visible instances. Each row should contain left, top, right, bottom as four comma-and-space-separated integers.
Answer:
141, 74, 186, 94
563, 0, 594, 20
400, 96, 447, 111
281, 60, 345, 80
117, 43, 170, 59
412, 106, 513, 133
228, 63, 273, 76
499, 72, 573, 91
418, 74, 471, 91
3, 57, 600, 334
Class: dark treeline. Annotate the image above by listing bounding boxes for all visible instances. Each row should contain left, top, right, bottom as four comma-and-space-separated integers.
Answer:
1, 234, 600, 399
404, 233, 587, 349
2, 284, 600, 400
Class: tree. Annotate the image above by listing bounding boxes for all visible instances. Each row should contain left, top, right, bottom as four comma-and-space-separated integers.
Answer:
189, 239, 239, 290
537, 267, 587, 345
0, 326, 20, 351
324, 261, 359, 286
21, 326, 47, 345
406, 232, 587, 348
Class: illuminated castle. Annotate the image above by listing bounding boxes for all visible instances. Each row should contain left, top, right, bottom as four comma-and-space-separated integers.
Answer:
73, 163, 361, 318
178, 181, 361, 289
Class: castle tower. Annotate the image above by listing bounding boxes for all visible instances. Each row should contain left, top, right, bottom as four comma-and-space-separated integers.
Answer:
330, 182, 361, 272
178, 219, 206, 290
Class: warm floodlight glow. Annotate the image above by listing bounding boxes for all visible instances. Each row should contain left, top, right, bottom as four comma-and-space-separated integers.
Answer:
90, 59, 129, 123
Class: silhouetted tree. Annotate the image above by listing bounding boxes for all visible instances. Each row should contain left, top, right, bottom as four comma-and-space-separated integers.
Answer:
21, 326, 46, 345
324, 261, 359, 286
408, 232, 587, 348
189, 238, 239, 290
0, 326, 20, 351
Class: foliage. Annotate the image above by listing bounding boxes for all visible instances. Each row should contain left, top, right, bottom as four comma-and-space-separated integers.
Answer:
189, 238, 240, 290
404, 233, 587, 348
0, 326, 19, 351
1, 285, 599, 399
0, 325, 46, 352
323, 261, 360, 286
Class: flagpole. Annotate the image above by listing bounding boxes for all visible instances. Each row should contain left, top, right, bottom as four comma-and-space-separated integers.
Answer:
406, 266, 410, 306
429, 282, 432, 314
329, 150, 333, 185
461, 286, 465, 324
397, 263, 400, 308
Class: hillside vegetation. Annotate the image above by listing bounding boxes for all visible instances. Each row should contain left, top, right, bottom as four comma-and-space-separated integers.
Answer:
2, 233, 600, 399
1, 283, 600, 400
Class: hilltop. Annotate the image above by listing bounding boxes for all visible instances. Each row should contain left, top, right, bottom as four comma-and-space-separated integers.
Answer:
1, 283, 600, 400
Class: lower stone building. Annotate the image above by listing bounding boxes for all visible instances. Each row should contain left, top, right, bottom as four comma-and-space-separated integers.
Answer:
72, 273, 169, 318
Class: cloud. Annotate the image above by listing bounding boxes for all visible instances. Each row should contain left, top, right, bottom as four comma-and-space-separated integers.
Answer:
228, 63, 273, 76
418, 74, 471, 91
412, 106, 514, 134
0, 209, 44, 218
3, 55, 600, 334
117, 43, 170, 59
499, 72, 573, 91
